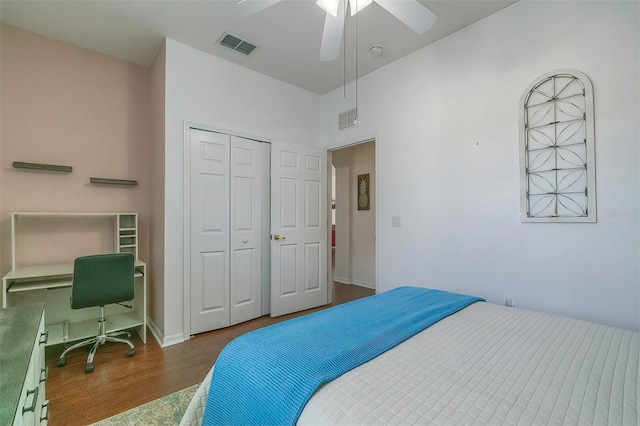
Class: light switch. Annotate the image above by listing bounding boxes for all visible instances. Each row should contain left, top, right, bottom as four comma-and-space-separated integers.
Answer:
392, 216, 401, 227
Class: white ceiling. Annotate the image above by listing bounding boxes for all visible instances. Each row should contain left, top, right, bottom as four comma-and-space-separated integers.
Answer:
0, 0, 515, 94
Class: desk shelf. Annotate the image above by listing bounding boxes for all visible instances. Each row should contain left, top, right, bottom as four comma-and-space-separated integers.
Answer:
8, 278, 73, 293
7, 270, 144, 293
117, 214, 138, 258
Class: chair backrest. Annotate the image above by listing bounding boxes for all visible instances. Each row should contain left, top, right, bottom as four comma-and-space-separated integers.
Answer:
71, 253, 135, 309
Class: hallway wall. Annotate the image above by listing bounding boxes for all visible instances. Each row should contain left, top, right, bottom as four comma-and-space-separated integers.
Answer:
332, 141, 375, 289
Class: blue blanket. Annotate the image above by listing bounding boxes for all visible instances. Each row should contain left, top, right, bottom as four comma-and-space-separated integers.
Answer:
203, 286, 483, 426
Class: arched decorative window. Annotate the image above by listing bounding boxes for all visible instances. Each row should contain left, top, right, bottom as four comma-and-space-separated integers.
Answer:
519, 69, 596, 222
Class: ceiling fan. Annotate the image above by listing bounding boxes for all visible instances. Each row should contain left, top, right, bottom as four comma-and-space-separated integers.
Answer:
237, 0, 437, 61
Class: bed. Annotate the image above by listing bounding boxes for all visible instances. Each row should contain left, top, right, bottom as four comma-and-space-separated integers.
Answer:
180, 287, 639, 425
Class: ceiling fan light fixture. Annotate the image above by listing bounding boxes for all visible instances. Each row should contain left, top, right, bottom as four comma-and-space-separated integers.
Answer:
350, 0, 373, 16
316, 0, 340, 17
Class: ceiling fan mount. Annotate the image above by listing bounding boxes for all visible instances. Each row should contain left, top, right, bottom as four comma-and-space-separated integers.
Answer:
237, 0, 437, 61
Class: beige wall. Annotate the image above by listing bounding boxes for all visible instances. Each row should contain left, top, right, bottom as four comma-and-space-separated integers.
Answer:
0, 23, 3, 246
332, 141, 376, 289
0, 25, 151, 276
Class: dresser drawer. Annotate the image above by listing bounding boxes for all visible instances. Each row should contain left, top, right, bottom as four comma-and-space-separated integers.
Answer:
9, 307, 47, 426
14, 344, 38, 426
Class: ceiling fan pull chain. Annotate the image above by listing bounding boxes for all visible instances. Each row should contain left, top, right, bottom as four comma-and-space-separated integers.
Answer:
354, 0, 359, 125
343, 0, 347, 98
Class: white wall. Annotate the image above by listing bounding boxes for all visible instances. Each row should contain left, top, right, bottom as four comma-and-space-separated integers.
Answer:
149, 42, 166, 336
333, 163, 351, 283
319, 1, 640, 330
159, 39, 321, 344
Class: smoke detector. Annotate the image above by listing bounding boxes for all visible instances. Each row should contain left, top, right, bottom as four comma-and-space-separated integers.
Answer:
369, 45, 383, 57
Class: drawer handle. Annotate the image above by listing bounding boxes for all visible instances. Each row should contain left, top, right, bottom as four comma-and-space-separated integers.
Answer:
39, 330, 48, 345
40, 367, 49, 383
22, 386, 39, 414
40, 400, 49, 422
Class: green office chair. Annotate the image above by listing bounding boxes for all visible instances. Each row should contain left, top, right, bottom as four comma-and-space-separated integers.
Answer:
57, 253, 136, 373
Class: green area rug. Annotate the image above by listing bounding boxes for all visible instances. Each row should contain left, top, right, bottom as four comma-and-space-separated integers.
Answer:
94, 384, 200, 425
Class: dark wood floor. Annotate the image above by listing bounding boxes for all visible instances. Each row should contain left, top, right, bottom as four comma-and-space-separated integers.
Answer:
44, 282, 374, 425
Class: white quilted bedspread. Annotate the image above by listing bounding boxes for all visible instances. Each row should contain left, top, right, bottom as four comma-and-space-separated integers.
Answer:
182, 302, 640, 425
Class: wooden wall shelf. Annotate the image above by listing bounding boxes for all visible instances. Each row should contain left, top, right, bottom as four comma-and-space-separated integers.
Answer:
90, 177, 138, 186
12, 162, 72, 172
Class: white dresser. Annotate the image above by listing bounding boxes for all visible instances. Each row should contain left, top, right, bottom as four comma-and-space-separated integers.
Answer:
0, 303, 48, 425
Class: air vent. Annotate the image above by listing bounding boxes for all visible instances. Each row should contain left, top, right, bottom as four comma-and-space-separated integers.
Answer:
217, 32, 259, 56
339, 108, 358, 130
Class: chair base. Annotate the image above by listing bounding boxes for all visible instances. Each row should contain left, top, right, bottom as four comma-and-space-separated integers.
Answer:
57, 307, 135, 373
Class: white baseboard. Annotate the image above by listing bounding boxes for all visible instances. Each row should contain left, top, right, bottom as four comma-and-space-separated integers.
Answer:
146, 316, 163, 344
162, 333, 186, 347
352, 279, 375, 289
333, 276, 350, 284
147, 316, 185, 348
146, 317, 166, 346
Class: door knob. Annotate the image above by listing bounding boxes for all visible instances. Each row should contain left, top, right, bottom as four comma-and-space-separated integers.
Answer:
273, 234, 286, 241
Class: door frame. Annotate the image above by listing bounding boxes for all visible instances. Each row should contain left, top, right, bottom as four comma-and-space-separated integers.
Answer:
182, 121, 273, 339
326, 133, 381, 296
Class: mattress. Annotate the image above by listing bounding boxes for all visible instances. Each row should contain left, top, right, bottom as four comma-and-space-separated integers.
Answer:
181, 302, 640, 425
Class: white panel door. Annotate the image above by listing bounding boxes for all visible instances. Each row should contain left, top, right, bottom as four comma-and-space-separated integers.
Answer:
190, 129, 230, 334
271, 140, 328, 316
230, 136, 268, 325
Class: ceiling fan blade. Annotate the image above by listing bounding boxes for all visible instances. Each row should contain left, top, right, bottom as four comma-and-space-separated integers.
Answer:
237, 0, 283, 15
374, 0, 437, 34
319, 1, 346, 61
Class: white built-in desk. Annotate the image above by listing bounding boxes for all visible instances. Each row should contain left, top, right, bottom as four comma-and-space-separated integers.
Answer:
1, 212, 147, 346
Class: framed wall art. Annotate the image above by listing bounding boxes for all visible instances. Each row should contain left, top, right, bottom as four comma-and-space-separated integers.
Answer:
519, 69, 596, 222
357, 173, 370, 211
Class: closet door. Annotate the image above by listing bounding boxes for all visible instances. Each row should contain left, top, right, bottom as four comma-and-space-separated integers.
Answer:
229, 136, 267, 325
190, 129, 231, 334
190, 129, 268, 334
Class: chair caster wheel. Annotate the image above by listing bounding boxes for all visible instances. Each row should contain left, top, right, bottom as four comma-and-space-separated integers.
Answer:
127, 348, 135, 357
85, 363, 94, 373
57, 358, 66, 367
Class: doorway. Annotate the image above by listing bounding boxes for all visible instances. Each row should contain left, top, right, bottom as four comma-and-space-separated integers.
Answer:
329, 140, 376, 291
